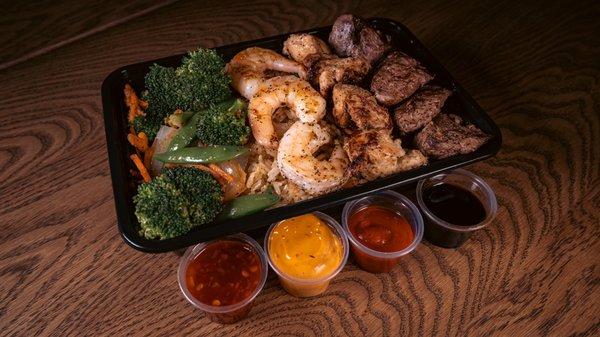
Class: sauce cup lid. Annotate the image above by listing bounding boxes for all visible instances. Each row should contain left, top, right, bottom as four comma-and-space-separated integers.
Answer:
264, 211, 349, 285
342, 190, 424, 259
416, 168, 498, 232
178, 233, 268, 313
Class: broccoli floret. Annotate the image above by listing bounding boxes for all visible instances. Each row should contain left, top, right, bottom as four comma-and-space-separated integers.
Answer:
131, 114, 158, 140
131, 48, 232, 141
176, 49, 232, 111
134, 167, 223, 240
132, 66, 179, 139
196, 99, 250, 146
144, 65, 180, 114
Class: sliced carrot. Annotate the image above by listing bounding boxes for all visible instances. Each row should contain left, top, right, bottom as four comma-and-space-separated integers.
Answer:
196, 164, 227, 184
212, 175, 228, 186
192, 164, 229, 185
127, 132, 149, 152
124, 83, 146, 122
124, 84, 138, 122
208, 164, 234, 184
192, 164, 213, 174
137, 132, 149, 152
127, 133, 138, 148
143, 146, 155, 168
130, 154, 151, 183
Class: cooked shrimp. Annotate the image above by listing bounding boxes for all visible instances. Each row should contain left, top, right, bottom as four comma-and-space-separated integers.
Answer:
248, 76, 326, 148
277, 121, 349, 194
226, 47, 307, 99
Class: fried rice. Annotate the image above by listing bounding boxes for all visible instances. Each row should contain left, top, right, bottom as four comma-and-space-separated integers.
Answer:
245, 143, 314, 206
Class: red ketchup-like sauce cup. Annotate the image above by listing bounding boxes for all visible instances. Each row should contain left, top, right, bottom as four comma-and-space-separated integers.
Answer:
178, 234, 267, 324
342, 190, 424, 273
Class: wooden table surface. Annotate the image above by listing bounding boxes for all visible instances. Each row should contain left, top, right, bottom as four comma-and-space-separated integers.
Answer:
1, 0, 598, 336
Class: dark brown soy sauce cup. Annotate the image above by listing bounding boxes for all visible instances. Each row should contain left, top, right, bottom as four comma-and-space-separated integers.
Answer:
416, 169, 498, 248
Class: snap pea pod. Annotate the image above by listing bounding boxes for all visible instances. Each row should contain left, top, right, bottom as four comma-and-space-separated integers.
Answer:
166, 111, 202, 152
166, 98, 244, 152
179, 111, 194, 124
217, 190, 280, 221
153, 146, 248, 164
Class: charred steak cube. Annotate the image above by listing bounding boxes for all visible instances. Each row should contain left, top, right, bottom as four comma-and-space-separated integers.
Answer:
370, 51, 433, 106
328, 14, 391, 65
414, 114, 491, 159
394, 86, 452, 134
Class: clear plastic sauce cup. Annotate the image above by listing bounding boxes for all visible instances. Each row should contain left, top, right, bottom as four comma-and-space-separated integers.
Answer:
178, 233, 268, 324
416, 168, 498, 248
342, 190, 424, 273
264, 212, 349, 297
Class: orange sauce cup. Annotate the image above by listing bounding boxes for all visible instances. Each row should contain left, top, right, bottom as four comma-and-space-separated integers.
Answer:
264, 212, 349, 297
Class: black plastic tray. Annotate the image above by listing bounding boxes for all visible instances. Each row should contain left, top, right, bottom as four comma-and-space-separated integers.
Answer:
101, 18, 501, 253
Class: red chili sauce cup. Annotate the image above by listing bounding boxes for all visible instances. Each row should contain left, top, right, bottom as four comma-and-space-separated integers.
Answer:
342, 190, 424, 273
178, 233, 268, 324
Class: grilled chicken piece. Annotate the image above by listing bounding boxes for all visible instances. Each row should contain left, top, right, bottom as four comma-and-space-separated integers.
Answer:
332, 84, 392, 132
344, 130, 427, 181
328, 14, 391, 65
394, 86, 452, 134
311, 57, 370, 97
370, 51, 433, 106
414, 114, 491, 159
283, 33, 369, 97
283, 33, 334, 68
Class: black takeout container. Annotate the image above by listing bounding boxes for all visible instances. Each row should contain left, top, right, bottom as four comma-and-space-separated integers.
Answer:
101, 18, 501, 253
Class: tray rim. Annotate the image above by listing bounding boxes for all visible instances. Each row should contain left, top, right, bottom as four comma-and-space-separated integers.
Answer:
101, 17, 502, 253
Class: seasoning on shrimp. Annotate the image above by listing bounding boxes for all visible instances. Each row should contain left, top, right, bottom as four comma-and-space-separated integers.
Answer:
226, 47, 307, 100
248, 76, 326, 149
277, 121, 349, 194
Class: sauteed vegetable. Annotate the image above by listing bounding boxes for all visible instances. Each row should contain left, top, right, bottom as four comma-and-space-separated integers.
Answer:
124, 14, 491, 240
154, 146, 248, 164
218, 188, 280, 221
134, 167, 222, 240
133, 49, 232, 140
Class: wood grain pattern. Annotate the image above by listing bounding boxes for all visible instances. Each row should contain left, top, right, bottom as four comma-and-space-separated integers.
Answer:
0, 0, 599, 336
0, 0, 177, 70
